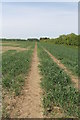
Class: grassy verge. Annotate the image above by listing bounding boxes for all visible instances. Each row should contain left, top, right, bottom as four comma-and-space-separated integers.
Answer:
38, 43, 79, 118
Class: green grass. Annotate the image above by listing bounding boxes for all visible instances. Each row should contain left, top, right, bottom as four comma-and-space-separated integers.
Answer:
16, 41, 35, 49
2, 42, 34, 95
40, 42, 78, 76
2, 41, 35, 118
2, 41, 35, 49
38, 43, 79, 118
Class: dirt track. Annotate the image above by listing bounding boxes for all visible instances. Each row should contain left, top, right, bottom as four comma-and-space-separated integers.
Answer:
11, 43, 43, 118
44, 48, 78, 89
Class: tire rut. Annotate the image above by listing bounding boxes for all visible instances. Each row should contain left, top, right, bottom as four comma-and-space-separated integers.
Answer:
11, 42, 43, 118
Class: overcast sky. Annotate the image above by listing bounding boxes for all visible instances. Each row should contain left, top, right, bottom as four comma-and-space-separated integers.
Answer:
1, 2, 78, 39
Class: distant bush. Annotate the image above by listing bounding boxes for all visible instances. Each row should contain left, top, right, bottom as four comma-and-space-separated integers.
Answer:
27, 38, 39, 41
40, 37, 50, 41
54, 33, 78, 46
40, 33, 79, 46
1, 38, 27, 41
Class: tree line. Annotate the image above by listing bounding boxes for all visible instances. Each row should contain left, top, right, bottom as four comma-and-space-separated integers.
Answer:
40, 33, 79, 46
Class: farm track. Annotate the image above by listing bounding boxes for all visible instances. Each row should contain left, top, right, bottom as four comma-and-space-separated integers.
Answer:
43, 48, 78, 89
11, 43, 43, 118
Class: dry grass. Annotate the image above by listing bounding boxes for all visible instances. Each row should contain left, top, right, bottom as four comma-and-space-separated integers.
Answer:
2, 46, 28, 53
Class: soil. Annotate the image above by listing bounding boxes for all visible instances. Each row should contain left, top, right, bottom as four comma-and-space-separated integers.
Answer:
10, 43, 43, 118
2, 46, 29, 52
0, 46, 2, 54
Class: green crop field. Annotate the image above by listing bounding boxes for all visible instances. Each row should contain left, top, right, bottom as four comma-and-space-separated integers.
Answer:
2, 50, 32, 95
38, 43, 79, 118
2, 41, 35, 117
1, 39, 79, 118
40, 42, 78, 76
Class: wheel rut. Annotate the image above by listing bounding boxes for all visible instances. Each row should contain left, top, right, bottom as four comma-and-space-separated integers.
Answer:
11, 42, 43, 118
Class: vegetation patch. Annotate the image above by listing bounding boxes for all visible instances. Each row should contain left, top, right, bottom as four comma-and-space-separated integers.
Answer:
38, 44, 79, 118
40, 43, 78, 76
2, 49, 33, 95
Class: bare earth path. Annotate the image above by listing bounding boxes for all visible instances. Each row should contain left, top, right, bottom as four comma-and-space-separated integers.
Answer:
11, 43, 43, 118
43, 48, 78, 89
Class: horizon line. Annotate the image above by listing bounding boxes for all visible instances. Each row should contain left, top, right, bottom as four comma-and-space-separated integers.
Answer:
0, 33, 78, 40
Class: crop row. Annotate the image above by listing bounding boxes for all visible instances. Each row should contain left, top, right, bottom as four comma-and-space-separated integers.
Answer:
2, 48, 33, 95
38, 44, 79, 118
40, 42, 78, 76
